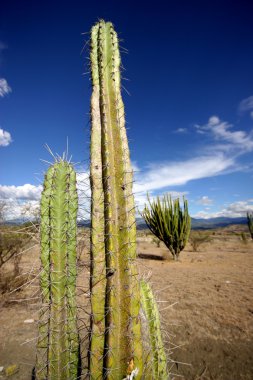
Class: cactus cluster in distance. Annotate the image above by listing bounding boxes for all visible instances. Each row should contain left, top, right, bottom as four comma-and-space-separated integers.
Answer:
142, 194, 191, 260
35, 19, 169, 380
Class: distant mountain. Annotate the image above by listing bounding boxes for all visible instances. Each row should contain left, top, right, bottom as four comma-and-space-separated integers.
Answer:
136, 216, 247, 230
3, 216, 247, 230
1, 218, 29, 225
190, 217, 247, 229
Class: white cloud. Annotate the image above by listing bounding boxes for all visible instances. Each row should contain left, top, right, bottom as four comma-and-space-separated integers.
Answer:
133, 154, 234, 194
0, 78, 12, 97
132, 114, 253, 210
134, 190, 188, 211
131, 153, 235, 211
0, 184, 42, 200
197, 196, 213, 205
0, 170, 92, 221
1, 107, 252, 221
195, 116, 253, 152
239, 96, 253, 113
0, 128, 12, 146
76, 170, 91, 220
194, 200, 253, 219
0, 199, 40, 221
0, 165, 188, 220
131, 162, 141, 173
209, 115, 220, 125
175, 128, 187, 133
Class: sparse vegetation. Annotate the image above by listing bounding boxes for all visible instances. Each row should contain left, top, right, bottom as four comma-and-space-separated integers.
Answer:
0, 226, 31, 269
152, 236, 161, 247
0, 226, 32, 293
142, 194, 191, 260
189, 230, 212, 252
0, 200, 9, 223
240, 232, 248, 244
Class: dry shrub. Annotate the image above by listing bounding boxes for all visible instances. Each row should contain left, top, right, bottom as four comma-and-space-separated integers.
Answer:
189, 230, 212, 252
152, 237, 161, 248
0, 225, 32, 294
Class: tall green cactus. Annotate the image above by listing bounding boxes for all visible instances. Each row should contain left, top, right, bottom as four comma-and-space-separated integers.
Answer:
35, 160, 79, 380
143, 194, 191, 260
247, 212, 253, 239
89, 20, 144, 379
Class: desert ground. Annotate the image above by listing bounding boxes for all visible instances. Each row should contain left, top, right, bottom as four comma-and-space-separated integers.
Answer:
0, 225, 253, 380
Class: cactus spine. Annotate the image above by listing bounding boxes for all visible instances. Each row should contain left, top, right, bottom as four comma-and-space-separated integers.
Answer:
143, 195, 191, 260
247, 212, 253, 239
140, 280, 168, 379
89, 20, 143, 379
35, 160, 79, 380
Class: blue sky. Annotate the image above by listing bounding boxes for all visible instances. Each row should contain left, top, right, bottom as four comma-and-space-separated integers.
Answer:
0, 0, 253, 220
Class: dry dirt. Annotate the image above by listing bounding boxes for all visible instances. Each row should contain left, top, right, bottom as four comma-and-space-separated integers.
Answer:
0, 226, 253, 380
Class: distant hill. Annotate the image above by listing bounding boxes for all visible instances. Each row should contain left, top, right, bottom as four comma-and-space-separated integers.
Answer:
136, 216, 247, 230
3, 216, 247, 230
190, 217, 247, 229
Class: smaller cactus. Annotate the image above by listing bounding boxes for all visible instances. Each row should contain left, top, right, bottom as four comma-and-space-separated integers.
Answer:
247, 212, 253, 239
140, 279, 168, 379
142, 194, 191, 260
35, 159, 79, 380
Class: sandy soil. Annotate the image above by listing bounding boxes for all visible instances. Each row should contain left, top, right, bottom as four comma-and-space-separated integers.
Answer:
0, 226, 253, 380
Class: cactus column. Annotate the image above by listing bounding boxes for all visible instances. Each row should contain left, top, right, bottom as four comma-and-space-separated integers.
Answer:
35, 160, 79, 380
89, 20, 143, 379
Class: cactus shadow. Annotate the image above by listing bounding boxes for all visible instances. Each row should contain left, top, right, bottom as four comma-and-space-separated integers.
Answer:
138, 252, 165, 260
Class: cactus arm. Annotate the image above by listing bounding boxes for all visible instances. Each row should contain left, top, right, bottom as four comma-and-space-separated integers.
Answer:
140, 280, 168, 379
89, 22, 107, 378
